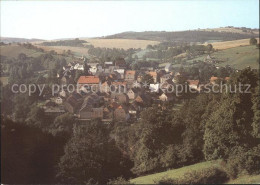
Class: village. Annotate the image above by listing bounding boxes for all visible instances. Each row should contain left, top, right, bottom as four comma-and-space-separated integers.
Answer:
42, 56, 230, 124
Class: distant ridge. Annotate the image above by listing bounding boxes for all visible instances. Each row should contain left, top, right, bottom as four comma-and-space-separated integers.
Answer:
0, 37, 45, 43
104, 27, 259, 42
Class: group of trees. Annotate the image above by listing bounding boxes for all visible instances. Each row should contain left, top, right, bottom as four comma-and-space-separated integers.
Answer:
41, 38, 88, 47
88, 47, 138, 62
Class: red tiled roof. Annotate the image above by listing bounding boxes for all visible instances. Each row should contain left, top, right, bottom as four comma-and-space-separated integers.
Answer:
112, 81, 127, 86
148, 71, 157, 77
78, 76, 100, 84
210, 76, 219, 81
187, 80, 199, 86
225, 77, 230, 81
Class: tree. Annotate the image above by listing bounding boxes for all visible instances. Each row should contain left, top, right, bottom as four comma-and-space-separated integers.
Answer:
249, 38, 257, 45
18, 53, 27, 61
146, 44, 154, 50
206, 44, 213, 53
1, 118, 67, 184
26, 105, 46, 127
57, 120, 131, 184
203, 69, 258, 160
50, 113, 76, 136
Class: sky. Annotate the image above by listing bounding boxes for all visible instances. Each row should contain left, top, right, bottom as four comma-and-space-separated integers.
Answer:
0, 0, 259, 40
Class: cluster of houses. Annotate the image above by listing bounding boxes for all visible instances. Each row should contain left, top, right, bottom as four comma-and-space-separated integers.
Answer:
42, 58, 230, 123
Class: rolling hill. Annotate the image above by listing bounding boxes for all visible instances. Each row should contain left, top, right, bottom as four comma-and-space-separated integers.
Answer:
104, 29, 258, 42
0, 37, 44, 43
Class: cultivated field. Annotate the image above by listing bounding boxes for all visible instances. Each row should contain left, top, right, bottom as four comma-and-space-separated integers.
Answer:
205, 38, 260, 50
83, 38, 160, 49
0, 45, 44, 58
36, 45, 89, 57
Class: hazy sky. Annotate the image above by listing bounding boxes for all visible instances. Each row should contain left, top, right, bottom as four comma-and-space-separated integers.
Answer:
1, 0, 259, 40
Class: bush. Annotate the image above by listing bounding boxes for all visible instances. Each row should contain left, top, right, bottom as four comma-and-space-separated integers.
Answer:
225, 146, 260, 179
108, 177, 132, 184
157, 167, 229, 184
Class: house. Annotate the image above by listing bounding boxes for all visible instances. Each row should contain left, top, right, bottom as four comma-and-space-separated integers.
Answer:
160, 73, 172, 84
103, 106, 113, 120
114, 105, 129, 121
78, 93, 103, 119
165, 63, 173, 72
74, 63, 84, 71
64, 92, 83, 114
111, 93, 129, 104
55, 97, 63, 104
77, 76, 100, 91
79, 107, 103, 120
127, 88, 140, 100
114, 69, 125, 79
100, 81, 111, 93
128, 104, 139, 121
44, 106, 65, 117
111, 81, 127, 93
88, 63, 100, 74
148, 71, 158, 83
149, 83, 160, 93
115, 58, 126, 68
104, 61, 114, 68
187, 80, 200, 91
125, 70, 136, 82
137, 71, 146, 83
159, 92, 174, 102
140, 67, 154, 71
225, 77, 230, 81
135, 94, 152, 106
210, 76, 219, 84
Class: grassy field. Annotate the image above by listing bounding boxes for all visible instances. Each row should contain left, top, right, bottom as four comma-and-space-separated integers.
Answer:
227, 175, 260, 184
212, 45, 259, 69
83, 38, 160, 49
187, 45, 259, 69
130, 161, 221, 184
206, 38, 260, 50
0, 45, 44, 58
130, 160, 260, 184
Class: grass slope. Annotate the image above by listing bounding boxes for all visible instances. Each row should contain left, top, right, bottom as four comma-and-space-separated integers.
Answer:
130, 161, 221, 184
212, 45, 259, 69
206, 38, 260, 50
227, 175, 260, 184
0, 45, 44, 58
186, 45, 259, 70
130, 161, 260, 184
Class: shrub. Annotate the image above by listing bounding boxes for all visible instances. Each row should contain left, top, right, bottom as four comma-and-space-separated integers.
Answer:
108, 177, 132, 184
225, 146, 260, 179
157, 167, 229, 184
